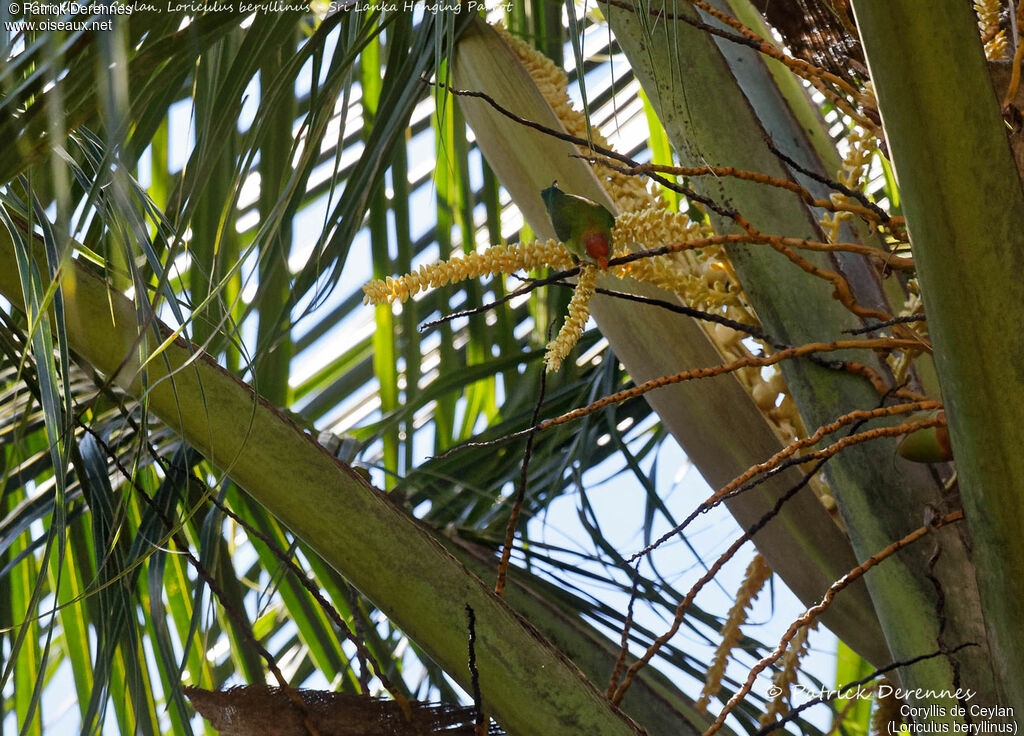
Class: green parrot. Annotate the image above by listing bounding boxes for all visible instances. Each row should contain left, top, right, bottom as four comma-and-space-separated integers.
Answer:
541, 181, 615, 269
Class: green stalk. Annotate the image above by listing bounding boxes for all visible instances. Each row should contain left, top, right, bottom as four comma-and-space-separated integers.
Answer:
722, 0, 941, 401
602, 3, 996, 710
453, 101, 496, 439
851, 0, 1024, 711
363, 36, 400, 482
0, 232, 655, 736
8, 487, 42, 736
48, 524, 94, 720
433, 82, 459, 450
392, 141, 420, 475
254, 33, 298, 406
722, 0, 934, 372
191, 44, 234, 355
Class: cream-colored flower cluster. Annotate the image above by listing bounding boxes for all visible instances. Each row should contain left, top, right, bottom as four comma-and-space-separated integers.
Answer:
493, 23, 661, 215
496, 22, 781, 364
885, 277, 926, 382
820, 127, 923, 383
611, 207, 733, 310
611, 207, 801, 439
871, 679, 902, 736
365, 22, 806, 446
697, 554, 772, 713
820, 127, 876, 245
362, 239, 572, 305
544, 265, 599, 372
612, 206, 710, 245
759, 622, 815, 728
498, 22, 805, 441
974, 0, 1008, 60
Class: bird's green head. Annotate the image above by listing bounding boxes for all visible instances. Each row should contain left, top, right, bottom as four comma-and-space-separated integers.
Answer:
541, 180, 561, 213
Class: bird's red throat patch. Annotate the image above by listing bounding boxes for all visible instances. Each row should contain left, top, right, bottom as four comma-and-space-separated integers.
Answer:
583, 232, 610, 270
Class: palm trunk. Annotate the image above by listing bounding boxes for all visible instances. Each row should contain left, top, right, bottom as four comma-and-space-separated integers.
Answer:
602, 0, 998, 712
852, 0, 1024, 711
0, 228, 698, 735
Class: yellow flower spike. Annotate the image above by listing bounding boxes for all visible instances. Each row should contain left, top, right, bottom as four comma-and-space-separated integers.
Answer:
821, 128, 876, 244
871, 679, 903, 736
493, 23, 663, 215
493, 23, 770, 378
759, 622, 816, 728
697, 554, 772, 713
361, 239, 571, 306
387, 22, 809, 451
974, 0, 1008, 60
612, 207, 709, 248
544, 265, 599, 373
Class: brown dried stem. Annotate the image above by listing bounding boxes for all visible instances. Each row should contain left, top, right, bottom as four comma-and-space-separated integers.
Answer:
435, 340, 926, 461
610, 414, 947, 705
702, 509, 966, 736
533, 339, 920, 433
600, 0, 880, 131
429, 79, 899, 322
626, 403, 942, 566
585, 157, 890, 226
495, 360, 548, 596
705, 401, 939, 511
758, 237, 892, 321
613, 229, 915, 270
